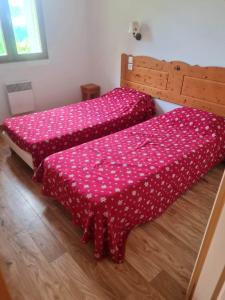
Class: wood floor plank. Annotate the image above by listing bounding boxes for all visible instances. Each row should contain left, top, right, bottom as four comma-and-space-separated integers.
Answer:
40, 206, 157, 299
52, 253, 116, 300
0, 173, 39, 240
155, 209, 203, 254
127, 224, 195, 289
155, 192, 215, 253
126, 288, 165, 300
150, 271, 186, 300
174, 196, 213, 227
95, 259, 157, 299
4, 153, 53, 215
181, 190, 213, 214
0, 232, 74, 300
27, 216, 66, 263
126, 242, 161, 282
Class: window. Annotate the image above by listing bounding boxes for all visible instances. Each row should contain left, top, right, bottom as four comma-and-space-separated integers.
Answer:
0, 0, 48, 63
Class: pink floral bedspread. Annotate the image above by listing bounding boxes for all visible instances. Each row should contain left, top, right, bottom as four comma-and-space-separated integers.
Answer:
3, 88, 154, 177
41, 107, 225, 262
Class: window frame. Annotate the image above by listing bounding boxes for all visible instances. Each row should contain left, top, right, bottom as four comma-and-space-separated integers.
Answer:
0, 0, 48, 63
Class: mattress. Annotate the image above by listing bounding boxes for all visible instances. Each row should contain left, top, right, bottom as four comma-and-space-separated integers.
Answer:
40, 107, 225, 262
2, 88, 154, 178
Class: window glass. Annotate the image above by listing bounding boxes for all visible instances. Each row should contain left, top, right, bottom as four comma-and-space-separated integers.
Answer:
0, 21, 7, 56
8, 0, 42, 55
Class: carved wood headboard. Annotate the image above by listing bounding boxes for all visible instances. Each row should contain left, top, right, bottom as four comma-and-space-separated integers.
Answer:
121, 54, 225, 117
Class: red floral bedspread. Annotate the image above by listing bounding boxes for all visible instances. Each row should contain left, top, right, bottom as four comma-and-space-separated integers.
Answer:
41, 107, 225, 262
3, 88, 154, 177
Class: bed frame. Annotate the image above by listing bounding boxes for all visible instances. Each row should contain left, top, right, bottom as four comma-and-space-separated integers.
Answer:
121, 54, 225, 117
1, 131, 34, 169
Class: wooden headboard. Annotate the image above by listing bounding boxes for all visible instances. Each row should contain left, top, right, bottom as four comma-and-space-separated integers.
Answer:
121, 54, 225, 117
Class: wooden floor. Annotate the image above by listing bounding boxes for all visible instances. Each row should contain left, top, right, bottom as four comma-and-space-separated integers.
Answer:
0, 137, 224, 300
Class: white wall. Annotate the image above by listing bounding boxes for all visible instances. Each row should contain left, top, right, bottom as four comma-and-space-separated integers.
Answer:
0, 0, 90, 123
88, 0, 225, 113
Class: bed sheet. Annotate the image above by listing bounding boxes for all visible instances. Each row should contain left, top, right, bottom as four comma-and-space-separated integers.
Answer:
3, 88, 154, 178
41, 107, 225, 262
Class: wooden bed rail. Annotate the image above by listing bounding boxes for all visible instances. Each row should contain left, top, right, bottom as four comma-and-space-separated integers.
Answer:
121, 54, 225, 117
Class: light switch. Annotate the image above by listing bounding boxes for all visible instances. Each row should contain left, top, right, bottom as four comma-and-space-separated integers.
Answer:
128, 56, 133, 64
128, 63, 133, 71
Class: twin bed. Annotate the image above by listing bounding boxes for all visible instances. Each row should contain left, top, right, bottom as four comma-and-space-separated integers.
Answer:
2, 54, 225, 262
2, 87, 154, 179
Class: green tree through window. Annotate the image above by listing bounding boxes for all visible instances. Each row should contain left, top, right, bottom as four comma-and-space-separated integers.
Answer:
0, 22, 7, 56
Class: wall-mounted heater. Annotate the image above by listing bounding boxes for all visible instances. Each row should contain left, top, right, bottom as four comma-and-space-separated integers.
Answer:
6, 81, 35, 116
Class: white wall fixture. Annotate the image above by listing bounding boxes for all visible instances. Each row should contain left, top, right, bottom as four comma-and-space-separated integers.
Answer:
128, 55, 133, 70
6, 82, 35, 115
129, 21, 142, 41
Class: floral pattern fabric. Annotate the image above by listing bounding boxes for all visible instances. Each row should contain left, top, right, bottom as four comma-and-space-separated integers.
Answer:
40, 107, 225, 262
3, 88, 154, 179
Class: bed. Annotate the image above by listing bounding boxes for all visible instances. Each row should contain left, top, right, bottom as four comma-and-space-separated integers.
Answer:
39, 54, 225, 262
2, 87, 154, 178
40, 107, 225, 262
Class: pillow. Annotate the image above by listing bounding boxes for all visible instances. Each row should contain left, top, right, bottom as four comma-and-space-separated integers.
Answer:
162, 107, 225, 136
102, 87, 155, 118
